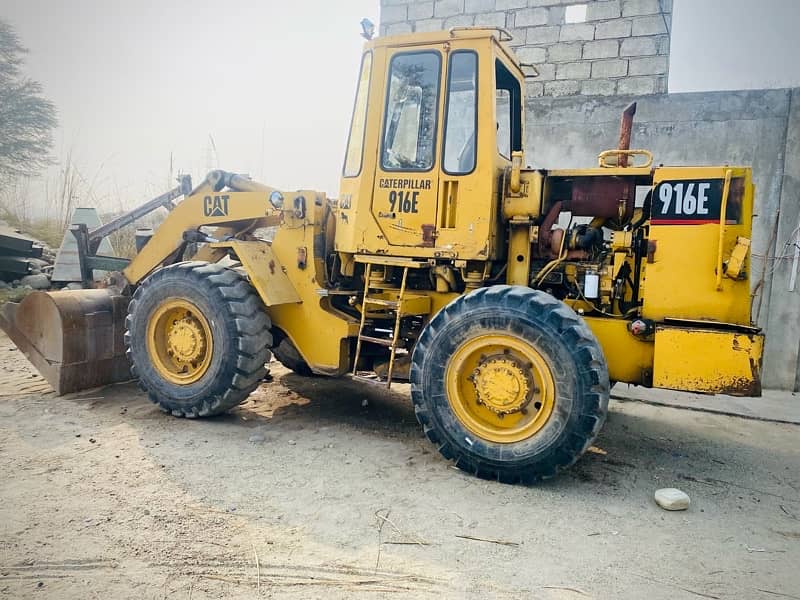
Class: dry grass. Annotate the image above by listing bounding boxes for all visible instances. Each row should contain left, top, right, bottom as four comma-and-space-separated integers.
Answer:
0, 153, 168, 256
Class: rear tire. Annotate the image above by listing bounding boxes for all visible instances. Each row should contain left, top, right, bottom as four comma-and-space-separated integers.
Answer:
410, 285, 609, 483
125, 261, 272, 417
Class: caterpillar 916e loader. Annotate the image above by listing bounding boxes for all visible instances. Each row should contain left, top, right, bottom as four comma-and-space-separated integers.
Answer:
0, 27, 764, 482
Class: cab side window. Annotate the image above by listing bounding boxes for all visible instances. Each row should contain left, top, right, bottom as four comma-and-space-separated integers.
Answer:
381, 52, 441, 171
442, 51, 478, 175
343, 52, 372, 177
495, 59, 522, 159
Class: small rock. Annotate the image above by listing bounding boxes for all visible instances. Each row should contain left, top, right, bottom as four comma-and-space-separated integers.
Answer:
27, 258, 49, 270
361, 399, 369, 408
20, 273, 51, 290
65, 282, 84, 291
287, 439, 296, 445
249, 432, 266, 443
655, 487, 690, 511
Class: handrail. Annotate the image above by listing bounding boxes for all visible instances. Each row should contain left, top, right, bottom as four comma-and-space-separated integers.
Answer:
597, 149, 653, 168
716, 169, 733, 291
448, 26, 514, 42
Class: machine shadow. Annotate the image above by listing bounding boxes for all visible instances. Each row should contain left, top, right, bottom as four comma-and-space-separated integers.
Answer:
58, 375, 782, 493
240, 372, 421, 437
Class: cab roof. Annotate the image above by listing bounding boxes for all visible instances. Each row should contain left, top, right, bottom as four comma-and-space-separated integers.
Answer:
364, 27, 522, 71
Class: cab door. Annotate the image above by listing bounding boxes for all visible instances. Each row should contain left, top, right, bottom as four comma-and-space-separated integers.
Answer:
372, 49, 443, 247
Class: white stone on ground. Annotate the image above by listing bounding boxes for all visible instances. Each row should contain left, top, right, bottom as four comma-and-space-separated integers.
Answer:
654, 488, 691, 511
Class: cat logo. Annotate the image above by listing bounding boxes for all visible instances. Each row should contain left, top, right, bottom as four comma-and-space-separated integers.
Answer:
203, 194, 229, 217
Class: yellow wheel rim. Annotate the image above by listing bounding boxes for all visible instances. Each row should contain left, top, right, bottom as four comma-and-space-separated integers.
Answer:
445, 334, 556, 444
146, 299, 213, 385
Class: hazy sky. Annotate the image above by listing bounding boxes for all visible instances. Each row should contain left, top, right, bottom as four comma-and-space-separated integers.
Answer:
2, 0, 800, 213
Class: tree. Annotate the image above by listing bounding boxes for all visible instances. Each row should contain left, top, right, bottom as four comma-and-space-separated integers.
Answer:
0, 20, 57, 184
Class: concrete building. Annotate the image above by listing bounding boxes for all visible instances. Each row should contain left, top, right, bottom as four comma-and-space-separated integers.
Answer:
380, 0, 800, 391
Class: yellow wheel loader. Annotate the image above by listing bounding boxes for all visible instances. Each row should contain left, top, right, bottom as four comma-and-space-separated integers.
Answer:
0, 27, 764, 483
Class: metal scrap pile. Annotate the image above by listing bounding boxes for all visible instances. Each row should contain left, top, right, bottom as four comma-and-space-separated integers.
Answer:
0, 222, 56, 291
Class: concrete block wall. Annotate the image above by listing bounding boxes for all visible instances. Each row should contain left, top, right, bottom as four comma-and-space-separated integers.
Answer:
380, 0, 672, 97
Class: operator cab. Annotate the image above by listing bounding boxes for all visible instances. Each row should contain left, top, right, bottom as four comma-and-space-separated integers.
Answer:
335, 28, 525, 261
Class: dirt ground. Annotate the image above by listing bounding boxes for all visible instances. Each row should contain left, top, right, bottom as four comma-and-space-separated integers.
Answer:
0, 331, 798, 600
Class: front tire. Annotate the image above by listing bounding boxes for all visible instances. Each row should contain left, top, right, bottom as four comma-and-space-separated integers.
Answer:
410, 285, 609, 483
125, 262, 272, 417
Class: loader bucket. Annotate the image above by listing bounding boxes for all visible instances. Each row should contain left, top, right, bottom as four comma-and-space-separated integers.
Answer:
0, 289, 131, 395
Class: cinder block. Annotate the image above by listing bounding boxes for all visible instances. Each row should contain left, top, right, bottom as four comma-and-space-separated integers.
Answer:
559, 23, 595, 42
547, 6, 565, 25
495, 0, 526, 9
385, 22, 414, 34
465, 0, 494, 13
415, 18, 444, 32
581, 79, 618, 96
548, 42, 582, 62
444, 13, 474, 27
628, 55, 668, 76
381, 4, 408, 23
620, 36, 657, 56
434, 0, 464, 18
557, 61, 591, 80
595, 19, 632, 39
474, 11, 507, 27
617, 75, 656, 95
583, 39, 619, 59
631, 15, 668, 36
591, 58, 628, 78
515, 7, 549, 27
527, 81, 545, 97
515, 46, 547, 63
544, 80, 581, 97
532, 62, 556, 81
526, 25, 560, 45
587, 0, 621, 21
622, 0, 662, 16
656, 34, 671, 54
409, 2, 435, 20
507, 28, 528, 45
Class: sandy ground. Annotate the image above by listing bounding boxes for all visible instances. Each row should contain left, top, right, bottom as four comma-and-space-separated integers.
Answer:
0, 331, 798, 600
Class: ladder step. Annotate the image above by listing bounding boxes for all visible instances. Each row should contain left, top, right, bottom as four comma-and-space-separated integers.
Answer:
351, 373, 386, 386
363, 298, 399, 308
358, 335, 394, 347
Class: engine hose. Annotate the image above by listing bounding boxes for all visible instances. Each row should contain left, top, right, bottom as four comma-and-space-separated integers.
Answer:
629, 190, 652, 230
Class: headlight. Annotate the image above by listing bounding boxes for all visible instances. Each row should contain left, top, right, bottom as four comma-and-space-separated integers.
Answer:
269, 190, 284, 209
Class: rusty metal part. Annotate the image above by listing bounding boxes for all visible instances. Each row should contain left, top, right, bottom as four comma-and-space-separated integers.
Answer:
536, 200, 563, 258
421, 224, 436, 247
0, 290, 131, 395
568, 178, 635, 222
617, 102, 637, 167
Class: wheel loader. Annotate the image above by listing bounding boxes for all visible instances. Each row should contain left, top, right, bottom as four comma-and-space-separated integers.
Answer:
0, 27, 764, 483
